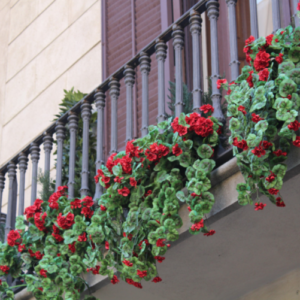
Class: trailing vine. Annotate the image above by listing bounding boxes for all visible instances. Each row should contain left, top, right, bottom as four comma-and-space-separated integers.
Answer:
1, 21, 300, 300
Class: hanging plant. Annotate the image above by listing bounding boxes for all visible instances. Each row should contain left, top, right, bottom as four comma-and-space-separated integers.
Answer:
219, 25, 300, 210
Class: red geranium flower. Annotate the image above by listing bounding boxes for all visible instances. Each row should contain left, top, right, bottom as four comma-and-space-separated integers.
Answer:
254, 203, 266, 211
152, 276, 162, 283
81, 207, 94, 219
39, 269, 47, 278
288, 120, 300, 131
18, 244, 26, 253
156, 238, 166, 247
171, 117, 188, 136
70, 198, 82, 209
81, 196, 94, 208
251, 113, 264, 123
254, 50, 270, 71
191, 219, 204, 232
129, 177, 137, 187
268, 188, 279, 195
298, 2, 300, 10
105, 241, 109, 250
245, 35, 255, 46
137, 270, 147, 278
232, 138, 249, 151
266, 172, 276, 183
78, 232, 87, 242
293, 136, 300, 147
273, 149, 287, 157
172, 143, 183, 156
204, 230, 216, 236
251, 146, 266, 157
154, 256, 165, 263
276, 197, 286, 207
7, 230, 21, 247
238, 105, 247, 115
200, 104, 214, 114
246, 71, 254, 87
68, 242, 76, 253
216, 79, 227, 89
265, 34, 274, 46
275, 53, 284, 64
57, 212, 74, 229
144, 190, 152, 197
0, 266, 9, 274
100, 205, 107, 211
111, 275, 119, 284
123, 260, 133, 267
118, 187, 130, 197
258, 68, 269, 81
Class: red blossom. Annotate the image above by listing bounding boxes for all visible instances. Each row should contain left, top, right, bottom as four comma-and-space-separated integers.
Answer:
216, 79, 227, 89
81, 207, 94, 219
191, 219, 204, 232
200, 104, 214, 114
78, 232, 87, 242
245, 35, 255, 46
105, 241, 109, 250
81, 196, 94, 208
172, 143, 183, 156
129, 177, 137, 187
238, 105, 247, 115
275, 53, 284, 64
0, 266, 9, 274
298, 2, 300, 10
265, 34, 274, 46
118, 187, 130, 197
114, 176, 124, 183
254, 50, 270, 71
156, 238, 166, 247
268, 188, 279, 195
18, 244, 26, 253
39, 269, 47, 278
100, 205, 107, 211
137, 270, 147, 278
187, 206, 192, 212
251, 146, 266, 157
123, 260, 133, 267
204, 230, 216, 236
251, 113, 264, 123
34, 212, 47, 231
52, 233, 64, 242
126, 140, 143, 158
232, 137, 249, 151
171, 117, 188, 136
293, 136, 300, 147
254, 203, 266, 211
154, 256, 165, 263
273, 149, 287, 157
258, 68, 269, 81
266, 172, 276, 183
276, 197, 286, 207
288, 120, 300, 131
68, 242, 76, 253
57, 212, 74, 229
144, 190, 152, 197
152, 276, 162, 283
70, 199, 82, 209
111, 275, 119, 284
7, 230, 21, 247
246, 71, 254, 87
35, 251, 43, 260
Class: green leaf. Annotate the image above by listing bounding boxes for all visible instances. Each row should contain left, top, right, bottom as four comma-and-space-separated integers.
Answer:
157, 120, 168, 130
112, 164, 122, 176
176, 191, 186, 202
255, 120, 268, 132
279, 79, 297, 98
197, 144, 213, 159
229, 118, 241, 131
179, 152, 191, 168
197, 159, 216, 173
288, 47, 300, 63
278, 61, 295, 75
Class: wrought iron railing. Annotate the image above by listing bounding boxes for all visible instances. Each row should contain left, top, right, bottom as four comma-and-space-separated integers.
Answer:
0, 0, 299, 263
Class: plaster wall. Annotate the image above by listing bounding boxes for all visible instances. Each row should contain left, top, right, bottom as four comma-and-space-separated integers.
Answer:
0, 0, 101, 213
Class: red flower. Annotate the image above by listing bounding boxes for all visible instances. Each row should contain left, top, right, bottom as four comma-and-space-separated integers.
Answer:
0, 266, 9, 274
217, 125, 222, 135
138, 239, 149, 249
187, 206, 192, 212
251, 113, 264, 123
258, 68, 269, 81
111, 275, 119, 284
266, 172, 276, 183
171, 117, 188, 136
191, 219, 204, 231
57, 212, 74, 229
18, 244, 26, 253
254, 203, 266, 211
275, 53, 283, 64
156, 238, 166, 247
288, 120, 300, 131
70, 199, 82, 209
118, 187, 130, 197
245, 35, 255, 46
57, 253, 61, 257
126, 278, 134, 285
38, 287, 43, 292
129, 177, 137, 187
154, 256, 165, 263
172, 143, 183, 156
275, 38, 279, 43
216, 79, 227, 89
126, 140, 143, 158
52, 233, 64, 242
114, 176, 124, 183
137, 270, 147, 278
68, 242, 76, 253
232, 138, 249, 151
298, 2, 300, 10
35, 251, 43, 260
265, 34, 274, 46
39, 269, 47, 278
261, 141, 272, 149
246, 53, 252, 64
254, 50, 270, 71
49, 200, 59, 210
200, 104, 214, 114
78, 232, 87, 242
246, 71, 254, 87
34, 212, 47, 231
268, 188, 279, 195
123, 260, 133, 267
144, 190, 152, 197
276, 197, 286, 207
81, 207, 94, 219
238, 105, 247, 115
287, 94, 292, 100
57, 185, 68, 194
81, 196, 94, 208
204, 230, 216, 236
100, 205, 107, 211
152, 276, 162, 283
28, 249, 35, 257
251, 146, 266, 157
7, 230, 21, 247
133, 282, 143, 289
293, 136, 300, 147
273, 149, 287, 157
87, 265, 100, 275
105, 241, 109, 250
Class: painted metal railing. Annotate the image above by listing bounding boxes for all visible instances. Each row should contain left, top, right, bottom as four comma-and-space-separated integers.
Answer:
0, 0, 299, 246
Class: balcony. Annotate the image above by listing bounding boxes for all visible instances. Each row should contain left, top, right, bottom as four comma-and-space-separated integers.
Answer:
1, 0, 300, 299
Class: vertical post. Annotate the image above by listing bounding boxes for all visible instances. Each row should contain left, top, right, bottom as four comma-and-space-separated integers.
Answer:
0, 172, 5, 215
189, 10, 202, 113
94, 91, 106, 200
172, 25, 184, 117
43, 133, 53, 175
226, 0, 240, 81
30, 143, 40, 205
5, 162, 17, 238
293, 0, 300, 28
55, 122, 65, 190
207, 0, 225, 122
109, 78, 120, 154
68, 113, 78, 199
155, 40, 167, 123
139, 52, 151, 136
249, 0, 259, 39
271, 0, 281, 33
18, 153, 28, 216
80, 101, 92, 197
124, 65, 135, 143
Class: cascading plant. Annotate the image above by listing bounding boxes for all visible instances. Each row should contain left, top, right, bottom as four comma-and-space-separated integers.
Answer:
218, 25, 300, 210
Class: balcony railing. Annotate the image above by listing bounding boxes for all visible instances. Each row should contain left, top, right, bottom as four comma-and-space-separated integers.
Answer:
0, 0, 299, 265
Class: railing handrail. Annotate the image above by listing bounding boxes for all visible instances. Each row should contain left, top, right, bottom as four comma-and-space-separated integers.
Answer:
0, 0, 208, 173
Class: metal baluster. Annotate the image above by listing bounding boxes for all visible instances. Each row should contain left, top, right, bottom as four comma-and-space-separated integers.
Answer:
5, 162, 17, 238
293, 0, 300, 28
109, 78, 120, 154
18, 153, 28, 216
226, 0, 240, 81
68, 113, 78, 199
155, 40, 167, 124
43, 133, 53, 175
189, 10, 202, 113
249, 0, 259, 39
30, 143, 40, 205
207, 0, 225, 122
55, 122, 65, 190
172, 25, 184, 117
139, 52, 151, 136
80, 101, 92, 197
124, 65, 135, 142
271, 0, 281, 33
0, 172, 5, 214
94, 90, 106, 200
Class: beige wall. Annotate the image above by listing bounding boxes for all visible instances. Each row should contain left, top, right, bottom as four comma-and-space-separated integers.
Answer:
257, 0, 273, 37
0, 0, 101, 213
